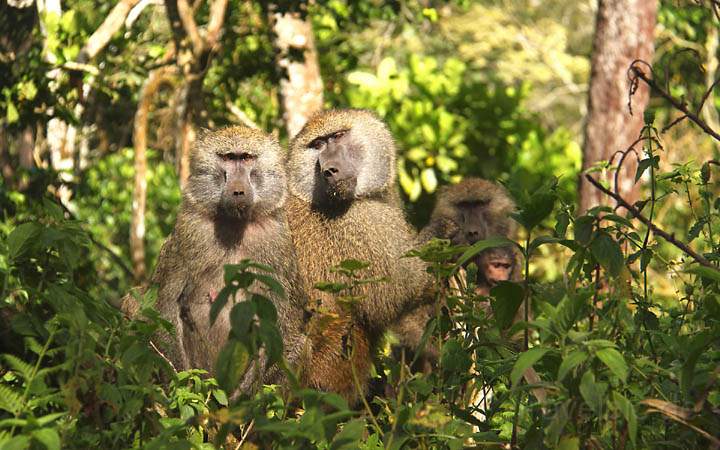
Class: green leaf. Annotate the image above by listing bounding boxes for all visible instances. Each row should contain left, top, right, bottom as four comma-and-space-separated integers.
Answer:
557, 350, 588, 381
258, 321, 283, 363
229, 301, 255, 338
212, 389, 228, 406
511, 347, 550, 386
420, 168, 438, 193
573, 215, 594, 246
8, 223, 41, 260
489, 281, 524, 330
330, 419, 366, 450
686, 266, 720, 283
252, 294, 278, 322
612, 392, 637, 448
214, 338, 249, 392
680, 331, 711, 397
31, 428, 60, 450
579, 370, 606, 416
252, 273, 286, 299
635, 155, 660, 182
6, 101, 19, 124
590, 232, 624, 276
209, 287, 232, 325
0, 435, 30, 450
596, 348, 628, 382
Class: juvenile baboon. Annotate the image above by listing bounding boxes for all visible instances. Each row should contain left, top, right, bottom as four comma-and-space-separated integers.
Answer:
285, 109, 430, 403
392, 178, 519, 363
151, 126, 307, 392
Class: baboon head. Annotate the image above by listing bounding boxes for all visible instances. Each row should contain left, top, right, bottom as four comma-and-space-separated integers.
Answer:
184, 126, 287, 221
433, 178, 516, 245
288, 109, 396, 208
477, 246, 517, 287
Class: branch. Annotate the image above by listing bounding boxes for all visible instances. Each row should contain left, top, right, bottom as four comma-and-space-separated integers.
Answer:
584, 174, 713, 267
225, 101, 259, 129
176, 0, 203, 54
204, 0, 229, 49
629, 61, 720, 142
77, 0, 141, 63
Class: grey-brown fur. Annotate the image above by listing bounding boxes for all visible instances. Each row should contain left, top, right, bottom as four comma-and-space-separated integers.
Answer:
286, 109, 430, 402
152, 126, 308, 392
392, 177, 518, 362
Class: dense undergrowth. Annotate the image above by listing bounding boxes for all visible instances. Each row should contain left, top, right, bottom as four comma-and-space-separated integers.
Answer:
1, 110, 720, 449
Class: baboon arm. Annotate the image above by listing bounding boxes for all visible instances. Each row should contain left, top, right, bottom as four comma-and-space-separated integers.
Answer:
152, 234, 192, 370
418, 217, 458, 244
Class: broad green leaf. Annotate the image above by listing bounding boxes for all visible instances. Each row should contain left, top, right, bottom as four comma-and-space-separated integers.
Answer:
330, 419, 366, 450
573, 215, 594, 246
490, 281, 524, 330
347, 71, 379, 88
252, 294, 278, 322
557, 350, 588, 381
579, 370, 606, 415
31, 428, 60, 450
258, 321, 283, 363
686, 266, 720, 283
209, 287, 232, 325
596, 348, 628, 382
8, 223, 41, 260
252, 273, 286, 299
613, 392, 637, 448
635, 155, 660, 182
590, 232, 624, 276
420, 168, 438, 193
229, 301, 255, 338
6, 101, 19, 124
511, 347, 550, 386
212, 389, 228, 406
214, 338, 249, 392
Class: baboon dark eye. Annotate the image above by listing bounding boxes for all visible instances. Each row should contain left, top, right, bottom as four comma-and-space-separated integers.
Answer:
332, 129, 348, 139
238, 152, 255, 161
219, 152, 255, 161
308, 138, 324, 150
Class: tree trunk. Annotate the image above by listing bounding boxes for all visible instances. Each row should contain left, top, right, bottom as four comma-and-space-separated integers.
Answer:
272, 10, 324, 138
18, 126, 35, 169
131, 67, 173, 283
165, 0, 228, 187
579, 0, 657, 213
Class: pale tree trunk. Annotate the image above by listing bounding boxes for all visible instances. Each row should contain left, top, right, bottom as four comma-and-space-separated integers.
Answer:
18, 127, 35, 169
131, 66, 173, 282
702, 13, 720, 142
165, 0, 228, 187
272, 10, 324, 138
579, 0, 657, 213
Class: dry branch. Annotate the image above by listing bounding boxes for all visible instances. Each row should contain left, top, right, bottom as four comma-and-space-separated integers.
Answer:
78, 0, 141, 62
584, 174, 713, 268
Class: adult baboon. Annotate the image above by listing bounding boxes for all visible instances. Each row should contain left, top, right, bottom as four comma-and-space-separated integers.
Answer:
392, 178, 519, 364
285, 109, 429, 402
151, 126, 307, 393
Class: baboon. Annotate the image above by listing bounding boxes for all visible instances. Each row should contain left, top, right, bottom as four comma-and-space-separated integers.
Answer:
285, 109, 430, 403
150, 126, 307, 393
392, 178, 519, 365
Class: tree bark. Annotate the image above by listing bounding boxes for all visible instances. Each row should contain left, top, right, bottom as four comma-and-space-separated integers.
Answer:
18, 126, 35, 169
165, 0, 228, 187
579, 0, 657, 213
272, 10, 324, 138
131, 66, 173, 283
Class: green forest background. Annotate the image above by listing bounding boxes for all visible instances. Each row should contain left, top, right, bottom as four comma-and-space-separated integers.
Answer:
1, 1, 720, 449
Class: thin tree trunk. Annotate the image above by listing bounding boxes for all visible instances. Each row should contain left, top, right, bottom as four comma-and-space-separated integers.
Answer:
272, 10, 324, 138
579, 0, 657, 213
131, 67, 173, 282
165, 0, 228, 186
18, 126, 34, 169
702, 14, 720, 141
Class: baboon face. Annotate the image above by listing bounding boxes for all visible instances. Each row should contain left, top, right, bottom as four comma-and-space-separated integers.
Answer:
288, 110, 395, 207
185, 127, 287, 220
309, 128, 361, 202
478, 247, 516, 286
453, 200, 491, 245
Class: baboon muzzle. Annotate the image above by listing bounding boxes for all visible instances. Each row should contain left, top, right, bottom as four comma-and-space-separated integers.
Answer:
222, 164, 254, 213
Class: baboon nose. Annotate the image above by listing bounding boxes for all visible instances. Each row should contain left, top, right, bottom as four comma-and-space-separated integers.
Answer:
467, 230, 479, 240
323, 167, 339, 178
233, 190, 244, 196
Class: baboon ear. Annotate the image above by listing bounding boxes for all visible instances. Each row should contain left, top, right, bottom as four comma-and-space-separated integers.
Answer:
196, 127, 212, 141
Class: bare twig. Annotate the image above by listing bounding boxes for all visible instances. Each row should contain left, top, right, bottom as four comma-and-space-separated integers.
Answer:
77, 0, 142, 62
629, 60, 720, 142
585, 174, 713, 267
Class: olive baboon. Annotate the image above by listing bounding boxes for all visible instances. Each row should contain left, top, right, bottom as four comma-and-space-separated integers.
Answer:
151, 126, 307, 392
392, 178, 519, 363
285, 109, 430, 403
